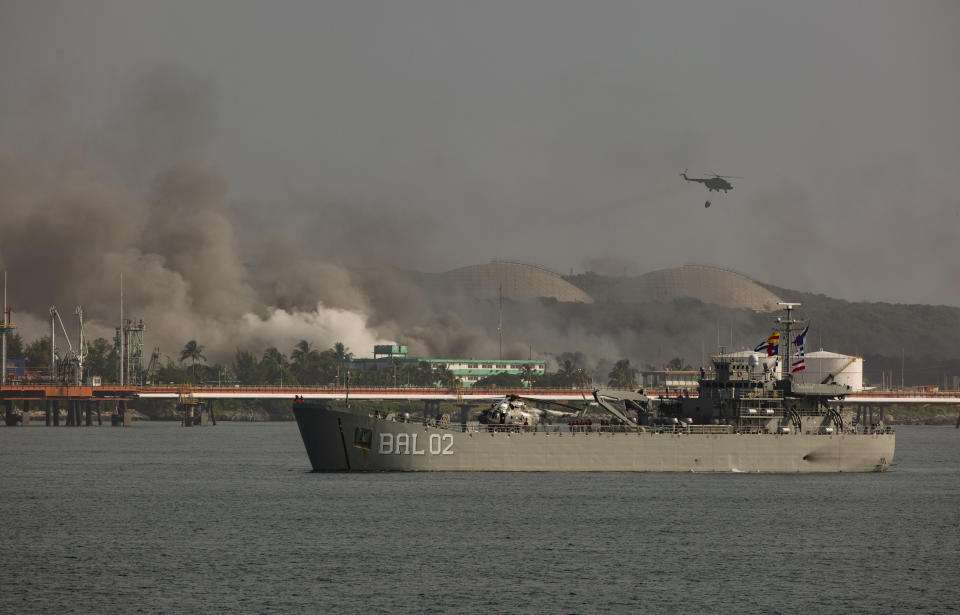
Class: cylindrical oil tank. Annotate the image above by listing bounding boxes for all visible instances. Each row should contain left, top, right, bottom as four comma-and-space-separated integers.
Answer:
796, 351, 863, 391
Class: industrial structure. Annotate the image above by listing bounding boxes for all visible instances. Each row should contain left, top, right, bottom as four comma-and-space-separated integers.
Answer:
115, 318, 146, 386
794, 350, 864, 391
1, 272, 15, 387
48, 305, 89, 385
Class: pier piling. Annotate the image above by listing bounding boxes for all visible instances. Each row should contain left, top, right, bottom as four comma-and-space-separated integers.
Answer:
3, 400, 17, 426
457, 404, 472, 424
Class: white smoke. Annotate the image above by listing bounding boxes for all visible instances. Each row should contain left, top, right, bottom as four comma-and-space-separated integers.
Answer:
0, 150, 394, 362
228, 303, 393, 360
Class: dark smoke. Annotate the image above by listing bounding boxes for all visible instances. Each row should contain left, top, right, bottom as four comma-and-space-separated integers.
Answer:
2, 36, 953, 376
0, 64, 396, 361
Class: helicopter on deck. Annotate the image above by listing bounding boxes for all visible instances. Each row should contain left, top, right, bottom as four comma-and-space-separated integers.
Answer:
478, 395, 581, 426
681, 169, 740, 193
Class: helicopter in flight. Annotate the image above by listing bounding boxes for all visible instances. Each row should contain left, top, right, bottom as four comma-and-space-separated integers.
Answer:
681, 169, 741, 193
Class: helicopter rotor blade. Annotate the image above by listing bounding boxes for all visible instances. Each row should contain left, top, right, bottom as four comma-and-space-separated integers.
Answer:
505, 394, 584, 413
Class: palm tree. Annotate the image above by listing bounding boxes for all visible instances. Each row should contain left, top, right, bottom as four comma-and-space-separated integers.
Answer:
180, 340, 206, 381
434, 363, 456, 388
331, 342, 352, 385
557, 359, 577, 387
291, 340, 313, 364
415, 361, 435, 387
262, 347, 288, 386
233, 349, 263, 385
607, 359, 638, 388
291, 340, 321, 384
573, 367, 592, 387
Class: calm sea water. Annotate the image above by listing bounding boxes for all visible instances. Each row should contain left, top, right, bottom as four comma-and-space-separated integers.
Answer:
1, 422, 958, 614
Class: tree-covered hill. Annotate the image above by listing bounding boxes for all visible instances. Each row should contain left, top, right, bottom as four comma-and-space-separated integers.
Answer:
559, 273, 960, 387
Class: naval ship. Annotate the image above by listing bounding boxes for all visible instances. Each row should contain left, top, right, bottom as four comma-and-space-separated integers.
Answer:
293, 304, 894, 472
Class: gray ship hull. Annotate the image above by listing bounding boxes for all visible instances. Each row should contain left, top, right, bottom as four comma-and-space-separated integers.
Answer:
294, 404, 895, 473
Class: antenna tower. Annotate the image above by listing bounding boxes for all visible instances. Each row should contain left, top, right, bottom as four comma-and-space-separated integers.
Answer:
115, 319, 146, 386
0, 272, 15, 386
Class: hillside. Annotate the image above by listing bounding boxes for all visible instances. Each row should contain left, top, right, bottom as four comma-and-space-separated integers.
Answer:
558, 273, 960, 388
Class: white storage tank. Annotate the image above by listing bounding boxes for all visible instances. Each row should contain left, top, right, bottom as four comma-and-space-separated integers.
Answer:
793, 350, 863, 392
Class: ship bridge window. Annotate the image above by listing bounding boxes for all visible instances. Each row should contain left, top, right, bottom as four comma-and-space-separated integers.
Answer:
353, 427, 373, 449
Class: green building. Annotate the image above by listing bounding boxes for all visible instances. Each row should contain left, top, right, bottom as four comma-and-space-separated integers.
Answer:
350, 345, 545, 387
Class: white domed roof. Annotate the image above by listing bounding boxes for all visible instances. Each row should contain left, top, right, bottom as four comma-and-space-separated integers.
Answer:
442, 262, 594, 303
612, 265, 782, 311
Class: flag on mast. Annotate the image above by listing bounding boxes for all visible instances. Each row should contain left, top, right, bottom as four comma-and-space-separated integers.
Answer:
791, 326, 809, 373
754, 332, 780, 357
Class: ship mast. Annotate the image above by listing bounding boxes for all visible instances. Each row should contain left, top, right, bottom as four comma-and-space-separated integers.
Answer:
777, 302, 802, 381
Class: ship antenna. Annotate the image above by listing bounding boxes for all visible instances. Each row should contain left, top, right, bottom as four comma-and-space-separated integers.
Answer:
777, 302, 802, 380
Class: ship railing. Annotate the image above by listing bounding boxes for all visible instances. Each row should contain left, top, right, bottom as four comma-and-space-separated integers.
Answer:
472, 423, 743, 435
645, 424, 734, 435
479, 424, 639, 434
384, 416, 741, 435
383, 415, 896, 436
841, 425, 895, 435
737, 406, 838, 418
739, 408, 780, 418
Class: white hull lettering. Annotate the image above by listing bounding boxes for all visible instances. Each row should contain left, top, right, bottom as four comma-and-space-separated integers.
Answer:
379, 433, 393, 454
395, 433, 410, 454
377, 432, 454, 456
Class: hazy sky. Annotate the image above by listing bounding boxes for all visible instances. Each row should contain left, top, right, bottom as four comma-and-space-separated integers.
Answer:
2, 0, 958, 311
